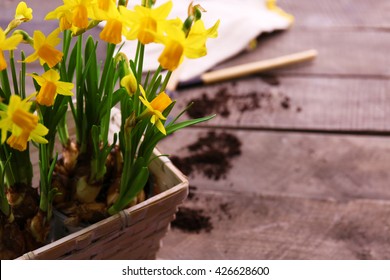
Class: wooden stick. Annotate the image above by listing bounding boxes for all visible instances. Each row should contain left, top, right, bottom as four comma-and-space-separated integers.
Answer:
201, 49, 318, 85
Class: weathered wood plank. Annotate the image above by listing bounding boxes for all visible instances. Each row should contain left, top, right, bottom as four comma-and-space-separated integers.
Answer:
172, 76, 390, 132
278, 0, 390, 29
211, 28, 390, 78
158, 189, 390, 259
158, 129, 390, 201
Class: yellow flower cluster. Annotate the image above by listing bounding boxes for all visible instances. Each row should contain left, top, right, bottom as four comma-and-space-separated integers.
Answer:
0, 0, 219, 150
46, 0, 219, 71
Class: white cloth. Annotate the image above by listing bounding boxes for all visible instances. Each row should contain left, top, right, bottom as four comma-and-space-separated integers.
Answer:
118, 0, 293, 82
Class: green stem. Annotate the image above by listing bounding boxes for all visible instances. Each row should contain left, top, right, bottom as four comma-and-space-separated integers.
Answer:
19, 52, 26, 99
146, 65, 162, 96
0, 69, 11, 101
0, 147, 15, 187
38, 143, 49, 213
9, 50, 19, 96
57, 114, 69, 146
160, 70, 172, 92
0, 155, 11, 217
76, 34, 84, 149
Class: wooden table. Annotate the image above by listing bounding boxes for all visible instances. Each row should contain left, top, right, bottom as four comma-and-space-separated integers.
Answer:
156, 0, 390, 259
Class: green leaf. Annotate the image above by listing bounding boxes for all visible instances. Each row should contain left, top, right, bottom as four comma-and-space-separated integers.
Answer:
47, 153, 58, 184
111, 88, 127, 108
166, 114, 216, 134
84, 36, 98, 99
9, 52, 19, 96
67, 37, 79, 82
168, 101, 193, 125
0, 69, 11, 101
108, 162, 149, 215
0, 87, 6, 101
98, 42, 115, 94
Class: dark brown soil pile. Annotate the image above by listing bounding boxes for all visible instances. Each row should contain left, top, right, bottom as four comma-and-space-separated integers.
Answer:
170, 131, 242, 180
186, 81, 301, 119
171, 207, 213, 233
186, 87, 260, 119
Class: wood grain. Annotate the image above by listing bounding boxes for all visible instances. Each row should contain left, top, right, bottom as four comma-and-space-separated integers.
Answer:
157, 129, 390, 202
173, 76, 390, 132
278, 0, 390, 29
211, 29, 390, 78
158, 189, 390, 259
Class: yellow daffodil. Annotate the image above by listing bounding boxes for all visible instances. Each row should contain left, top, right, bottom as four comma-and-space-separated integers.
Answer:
120, 1, 173, 45
156, 19, 219, 71
30, 69, 74, 106
24, 29, 63, 68
45, 6, 73, 31
97, 0, 116, 11
138, 86, 172, 135
0, 28, 23, 71
4, 2, 33, 34
93, 0, 129, 44
15, 1, 33, 22
188, 19, 220, 43
0, 95, 48, 151
46, 0, 95, 30
120, 71, 137, 96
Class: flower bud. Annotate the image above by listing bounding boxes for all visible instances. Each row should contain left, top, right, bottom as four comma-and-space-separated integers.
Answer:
188, 2, 206, 20
120, 71, 138, 96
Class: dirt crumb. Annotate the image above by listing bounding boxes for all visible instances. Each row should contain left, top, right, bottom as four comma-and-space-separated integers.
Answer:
280, 96, 290, 109
171, 207, 213, 233
260, 74, 280, 86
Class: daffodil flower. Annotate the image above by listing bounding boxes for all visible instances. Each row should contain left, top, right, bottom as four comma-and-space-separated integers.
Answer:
188, 19, 220, 44
97, 0, 116, 12
93, 0, 129, 44
15, 1, 33, 22
120, 71, 137, 96
138, 85, 172, 135
24, 28, 63, 68
4, 2, 33, 34
46, 0, 95, 30
0, 28, 23, 71
0, 95, 48, 151
156, 19, 219, 71
30, 69, 74, 106
120, 1, 173, 45
45, 6, 73, 31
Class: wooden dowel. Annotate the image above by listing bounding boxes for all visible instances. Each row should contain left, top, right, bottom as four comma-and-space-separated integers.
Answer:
201, 49, 318, 84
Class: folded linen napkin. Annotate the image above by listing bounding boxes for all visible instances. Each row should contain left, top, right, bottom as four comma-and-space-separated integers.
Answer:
116, 0, 293, 82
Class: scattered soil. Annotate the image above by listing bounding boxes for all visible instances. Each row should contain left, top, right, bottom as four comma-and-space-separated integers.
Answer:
186, 89, 231, 119
187, 185, 198, 200
171, 207, 213, 234
170, 131, 242, 180
280, 96, 290, 109
172, 186, 234, 233
219, 202, 233, 220
186, 83, 301, 119
260, 74, 280, 86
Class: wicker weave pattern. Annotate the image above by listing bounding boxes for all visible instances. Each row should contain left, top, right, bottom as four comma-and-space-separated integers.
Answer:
18, 150, 188, 260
